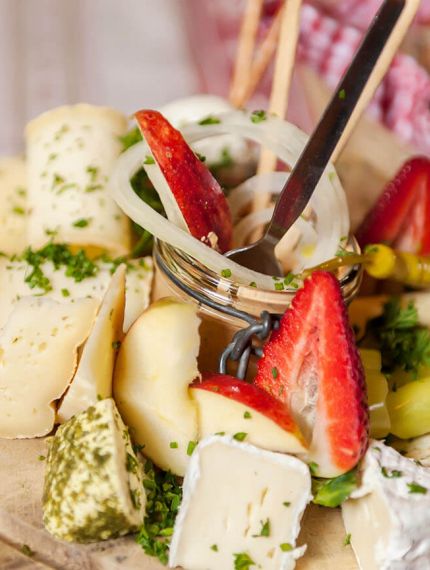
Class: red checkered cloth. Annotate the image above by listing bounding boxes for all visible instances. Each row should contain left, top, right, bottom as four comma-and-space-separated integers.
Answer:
299, 3, 430, 153
317, 0, 430, 28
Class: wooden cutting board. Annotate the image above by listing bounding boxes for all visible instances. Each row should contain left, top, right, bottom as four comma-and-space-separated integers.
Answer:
0, 439, 358, 569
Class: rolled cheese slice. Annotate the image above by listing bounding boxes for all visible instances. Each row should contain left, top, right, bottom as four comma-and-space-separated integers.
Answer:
0, 254, 153, 330
0, 296, 98, 438
57, 265, 126, 423
43, 398, 145, 542
0, 157, 28, 254
25, 104, 131, 256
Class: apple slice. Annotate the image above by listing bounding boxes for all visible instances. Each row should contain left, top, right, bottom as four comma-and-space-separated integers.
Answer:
255, 271, 369, 478
135, 110, 233, 252
191, 374, 307, 454
113, 298, 200, 476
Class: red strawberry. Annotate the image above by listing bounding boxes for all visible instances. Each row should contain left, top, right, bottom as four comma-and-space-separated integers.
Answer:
135, 110, 233, 253
356, 157, 430, 254
255, 271, 369, 477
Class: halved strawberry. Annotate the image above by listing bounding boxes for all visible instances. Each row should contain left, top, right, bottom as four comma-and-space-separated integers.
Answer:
356, 157, 430, 254
135, 110, 233, 253
255, 271, 369, 477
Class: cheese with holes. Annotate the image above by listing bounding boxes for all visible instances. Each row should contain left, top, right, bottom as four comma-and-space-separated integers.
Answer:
342, 440, 430, 570
0, 255, 153, 330
57, 265, 126, 422
43, 398, 145, 542
0, 297, 97, 438
169, 436, 311, 570
25, 104, 131, 255
0, 157, 27, 254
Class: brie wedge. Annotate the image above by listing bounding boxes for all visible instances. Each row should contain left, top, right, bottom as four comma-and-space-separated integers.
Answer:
342, 440, 430, 570
169, 436, 311, 570
43, 398, 145, 542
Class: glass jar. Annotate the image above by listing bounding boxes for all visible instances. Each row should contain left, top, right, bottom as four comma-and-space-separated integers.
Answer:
152, 239, 362, 373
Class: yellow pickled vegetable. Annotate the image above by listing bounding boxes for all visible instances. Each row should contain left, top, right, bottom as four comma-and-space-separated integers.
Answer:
387, 378, 430, 439
359, 349, 390, 438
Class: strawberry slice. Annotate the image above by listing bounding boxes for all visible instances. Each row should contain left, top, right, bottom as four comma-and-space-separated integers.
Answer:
356, 157, 430, 254
255, 271, 369, 477
135, 110, 233, 253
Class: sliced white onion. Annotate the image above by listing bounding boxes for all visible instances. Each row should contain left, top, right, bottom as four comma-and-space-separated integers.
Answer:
110, 110, 350, 290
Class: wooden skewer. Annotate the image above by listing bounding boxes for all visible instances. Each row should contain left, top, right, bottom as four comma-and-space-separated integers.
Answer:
331, 0, 421, 162
235, 5, 285, 109
229, 0, 264, 108
251, 0, 303, 223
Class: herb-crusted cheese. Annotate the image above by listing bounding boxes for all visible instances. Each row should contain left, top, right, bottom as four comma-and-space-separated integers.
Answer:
0, 157, 28, 255
342, 440, 430, 569
43, 398, 145, 542
168, 436, 311, 570
25, 104, 131, 256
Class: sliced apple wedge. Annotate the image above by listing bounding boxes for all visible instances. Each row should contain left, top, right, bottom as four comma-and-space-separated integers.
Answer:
191, 374, 307, 455
113, 298, 200, 476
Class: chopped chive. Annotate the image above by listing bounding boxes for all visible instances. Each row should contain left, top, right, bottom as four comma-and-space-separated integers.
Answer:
250, 110, 267, 123
211, 544, 219, 552
61, 288, 70, 297
221, 268, 232, 278
344, 533, 352, 546
187, 441, 197, 456
244, 411, 252, 419
233, 432, 247, 442
72, 218, 91, 228
143, 155, 155, 165
170, 442, 178, 449
309, 462, 319, 475
408, 482, 427, 494
338, 89, 346, 100
280, 543, 293, 552
198, 116, 221, 125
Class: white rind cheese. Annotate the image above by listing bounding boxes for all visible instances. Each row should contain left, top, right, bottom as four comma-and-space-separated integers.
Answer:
169, 436, 311, 570
0, 296, 97, 438
25, 104, 131, 256
342, 440, 430, 570
0, 157, 28, 255
57, 265, 126, 422
43, 398, 145, 542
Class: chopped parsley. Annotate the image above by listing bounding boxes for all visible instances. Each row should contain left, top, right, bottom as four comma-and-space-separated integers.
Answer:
253, 518, 270, 537
274, 282, 285, 291
233, 432, 247, 442
169, 442, 178, 449
407, 482, 427, 494
198, 115, 221, 125
72, 218, 91, 228
143, 155, 155, 165
20, 544, 35, 557
233, 552, 256, 569
187, 441, 197, 456
250, 110, 267, 123
137, 459, 182, 565
249, 281, 257, 288
283, 501, 291, 507
280, 543, 293, 552
221, 268, 232, 278
344, 533, 352, 546
211, 544, 219, 552
361, 297, 430, 376
312, 469, 357, 508
243, 411, 252, 419
381, 467, 402, 478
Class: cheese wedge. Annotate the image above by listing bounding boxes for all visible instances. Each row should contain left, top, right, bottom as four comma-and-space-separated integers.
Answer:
0, 297, 97, 438
0, 254, 153, 330
169, 436, 312, 570
43, 398, 145, 542
0, 157, 27, 254
114, 298, 200, 476
25, 104, 131, 256
342, 440, 430, 570
123, 257, 154, 331
57, 265, 126, 422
